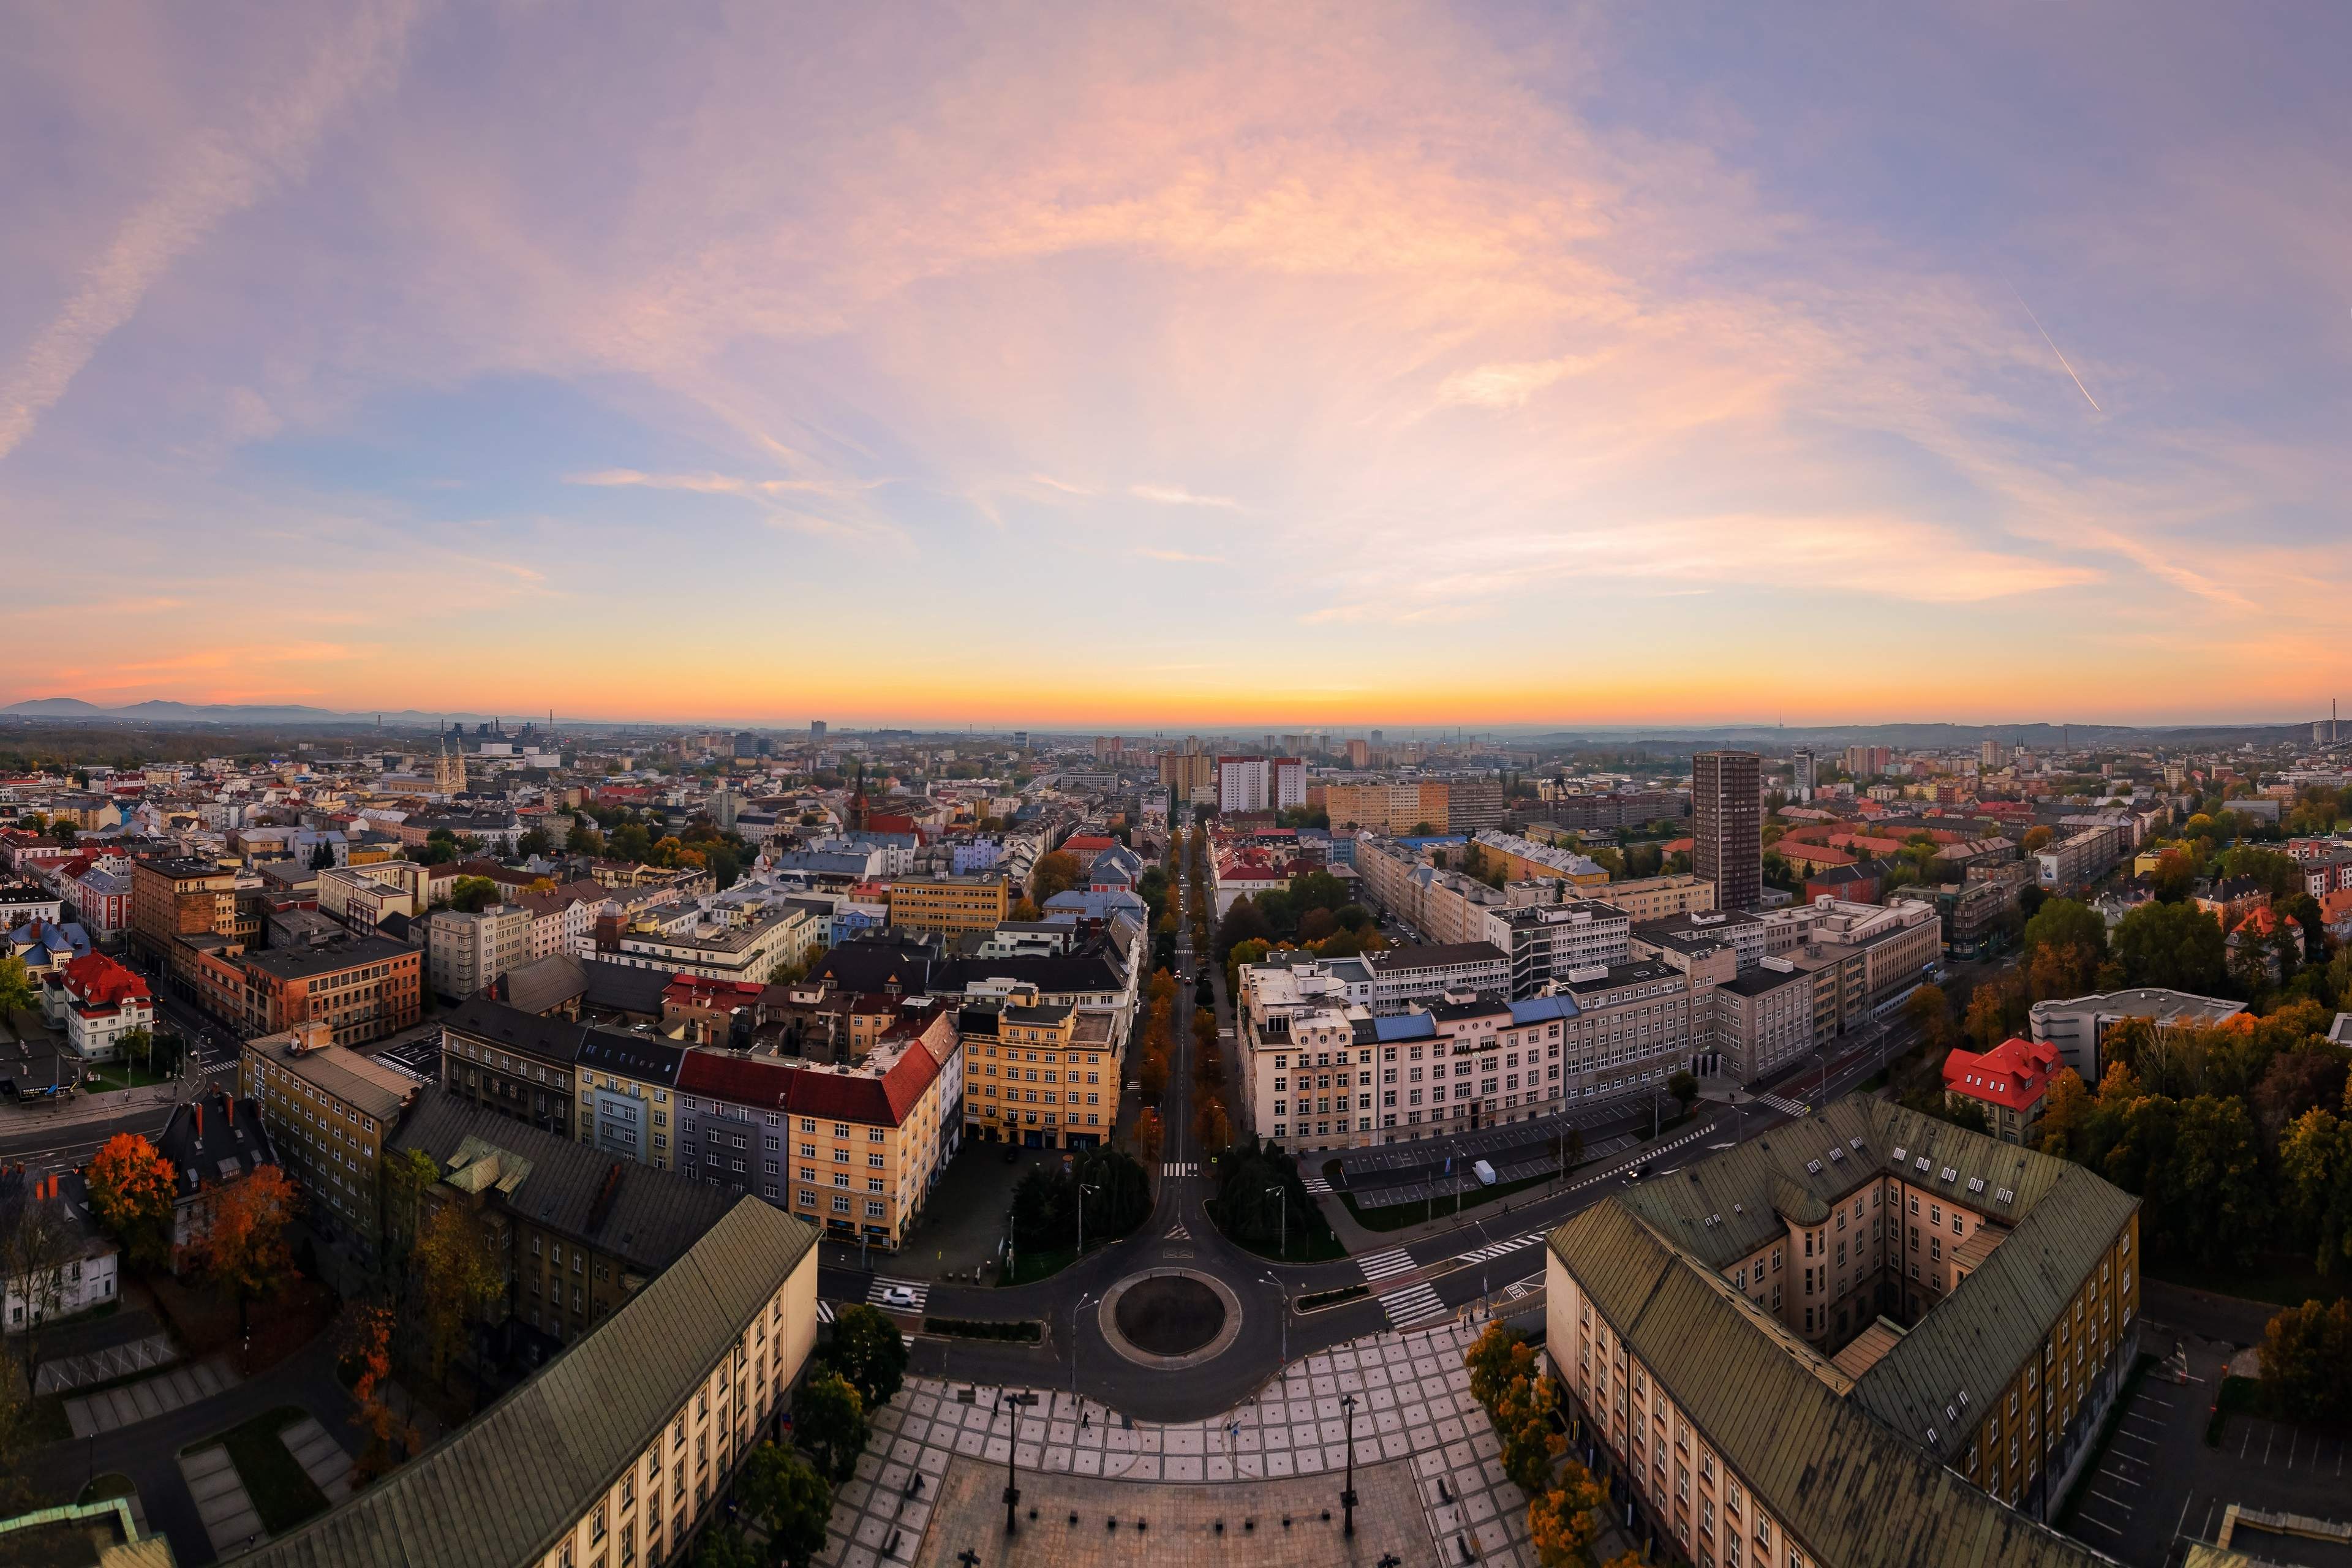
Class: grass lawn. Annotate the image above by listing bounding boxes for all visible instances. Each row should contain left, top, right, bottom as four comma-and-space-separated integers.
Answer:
2149, 1254, 2350, 1310
80, 1060, 175, 1091
206, 1404, 329, 1535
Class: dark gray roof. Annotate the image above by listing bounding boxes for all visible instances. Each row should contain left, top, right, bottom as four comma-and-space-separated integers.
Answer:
157, 1091, 278, 1203
1366, 941, 1507, 972
442, 995, 633, 1066
238, 1194, 816, 1568
578, 957, 677, 1018
241, 933, 413, 981
933, 953, 1123, 995
389, 1090, 735, 1273
576, 1033, 687, 1086
499, 952, 589, 1016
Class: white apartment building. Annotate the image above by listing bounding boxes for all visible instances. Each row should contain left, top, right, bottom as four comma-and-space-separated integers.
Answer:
613, 905, 820, 985
1216, 755, 1305, 814
1483, 899, 1633, 997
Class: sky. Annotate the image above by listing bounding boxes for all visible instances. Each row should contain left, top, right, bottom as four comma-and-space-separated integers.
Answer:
2, 1, 2347, 730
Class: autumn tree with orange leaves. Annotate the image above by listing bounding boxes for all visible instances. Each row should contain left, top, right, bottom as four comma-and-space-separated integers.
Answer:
206, 1165, 300, 1333
340, 1301, 421, 1481
85, 1133, 175, 1268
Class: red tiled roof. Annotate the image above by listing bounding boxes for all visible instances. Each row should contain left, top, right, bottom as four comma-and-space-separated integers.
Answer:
1941, 1036, 2060, 1112
676, 1038, 942, 1127
60, 952, 151, 1010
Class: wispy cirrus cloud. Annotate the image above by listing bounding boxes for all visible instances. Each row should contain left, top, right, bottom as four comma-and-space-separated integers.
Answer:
1135, 548, 1227, 564
1128, 484, 1240, 510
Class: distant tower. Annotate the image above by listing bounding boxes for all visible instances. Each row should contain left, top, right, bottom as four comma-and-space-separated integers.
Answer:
849, 761, 869, 832
432, 733, 467, 795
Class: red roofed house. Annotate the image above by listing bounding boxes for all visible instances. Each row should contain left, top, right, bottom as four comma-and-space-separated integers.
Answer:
1060, 834, 1117, 858
58, 952, 154, 1067
1942, 1036, 2062, 1145
673, 1001, 955, 1250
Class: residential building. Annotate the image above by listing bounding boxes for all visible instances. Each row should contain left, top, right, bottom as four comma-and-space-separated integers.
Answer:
239, 1020, 423, 1264
1471, 829, 1610, 888
1534, 790, 1691, 834
884, 874, 1011, 937
1692, 751, 1763, 912
425, 902, 532, 1001
575, 1033, 687, 1170
1555, 959, 1708, 1104
1586, 873, 1716, 922
1354, 838, 1510, 944
1, 1169, 117, 1333
611, 905, 818, 984
1890, 878, 2017, 958
238, 933, 422, 1045
957, 984, 1117, 1149
154, 1089, 279, 1270
2034, 821, 2133, 892
317, 860, 426, 932
676, 1005, 954, 1249
1548, 1096, 2138, 1550
439, 995, 600, 1139
1215, 755, 1306, 815
56, 952, 153, 1065
386, 1090, 737, 1359
2026, 987, 2246, 1082
238, 1196, 821, 1568
1943, 1036, 2063, 1144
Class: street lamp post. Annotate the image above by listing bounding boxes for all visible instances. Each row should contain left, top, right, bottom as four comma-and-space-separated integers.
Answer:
1340, 1393, 1359, 1537
1815, 1049, 1829, 1106
1264, 1184, 1286, 1261
1077, 1180, 1100, 1262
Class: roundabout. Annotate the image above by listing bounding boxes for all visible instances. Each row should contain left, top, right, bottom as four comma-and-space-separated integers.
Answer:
1098, 1268, 1245, 1371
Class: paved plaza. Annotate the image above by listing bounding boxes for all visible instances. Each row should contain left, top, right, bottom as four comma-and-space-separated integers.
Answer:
817, 1318, 1540, 1567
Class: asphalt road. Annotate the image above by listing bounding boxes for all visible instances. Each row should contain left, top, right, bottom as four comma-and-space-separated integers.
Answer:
818, 884, 1968, 1424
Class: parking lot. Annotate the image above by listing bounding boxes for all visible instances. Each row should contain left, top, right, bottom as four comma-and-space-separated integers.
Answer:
2065, 1327, 2352, 1568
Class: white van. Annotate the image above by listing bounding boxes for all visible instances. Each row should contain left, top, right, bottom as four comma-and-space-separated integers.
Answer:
1471, 1159, 1498, 1187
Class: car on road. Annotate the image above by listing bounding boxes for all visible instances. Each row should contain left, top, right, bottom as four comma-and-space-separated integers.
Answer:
880, 1285, 919, 1309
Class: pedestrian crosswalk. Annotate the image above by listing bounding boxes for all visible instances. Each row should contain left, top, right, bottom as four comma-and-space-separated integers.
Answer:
1166, 1220, 1193, 1240
1757, 1093, 1811, 1118
816, 1300, 835, 1324
1379, 1281, 1450, 1329
1162, 1161, 1197, 1177
1458, 1231, 1543, 1265
1357, 1246, 1417, 1283
1301, 1175, 1333, 1194
865, 1277, 931, 1312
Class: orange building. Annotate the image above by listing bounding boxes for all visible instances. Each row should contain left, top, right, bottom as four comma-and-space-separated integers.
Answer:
238, 934, 422, 1045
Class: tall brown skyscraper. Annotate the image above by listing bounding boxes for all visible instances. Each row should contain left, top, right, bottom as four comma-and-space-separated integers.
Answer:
1692, 750, 1762, 911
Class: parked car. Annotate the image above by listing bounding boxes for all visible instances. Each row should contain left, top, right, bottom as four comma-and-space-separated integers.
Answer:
1471, 1159, 1498, 1187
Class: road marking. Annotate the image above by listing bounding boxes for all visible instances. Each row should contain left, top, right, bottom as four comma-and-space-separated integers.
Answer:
867, 1277, 930, 1311
2089, 1490, 2132, 1513
1357, 1247, 1417, 1283
1379, 1282, 1449, 1329
2100, 1468, 2141, 1487
1166, 1221, 1192, 1240
1754, 1093, 1810, 1117
1458, 1232, 1544, 1265
2109, 1431, 2156, 1449
2074, 1515, 2123, 1537
1162, 1161, 1197, 1177
816, 1301, 835, 1324
1302, 1175, 1333, 1194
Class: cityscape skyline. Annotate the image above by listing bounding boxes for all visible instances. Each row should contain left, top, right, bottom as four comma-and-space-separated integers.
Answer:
7, 2, 2350, 723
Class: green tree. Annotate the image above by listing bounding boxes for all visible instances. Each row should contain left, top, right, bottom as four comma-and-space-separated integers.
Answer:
2112, 902, 2228, 993
309, 841, 337, 871
445, 876, 501, 914
741, 1442, 831, 1567
2257, 1298, 2352, 1423
2277, 1109, 2352, 1276
0, 955, 36, 1019
2022, 897, 2106, 992
821, 1304, 908, 1412
516, 827, 554, 859
412, 1202, 502, 1384
690, 1521, 764, 1568
796, 1371, 867, 1482
1667, 1071, 1698, 1115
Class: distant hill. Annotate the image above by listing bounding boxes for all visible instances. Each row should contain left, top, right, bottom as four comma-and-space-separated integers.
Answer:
0, 698, 508, 727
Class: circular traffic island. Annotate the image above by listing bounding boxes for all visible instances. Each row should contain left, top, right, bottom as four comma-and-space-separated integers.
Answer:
1099, 1269, 1246, 1371
1113, 1274, 1225, 1357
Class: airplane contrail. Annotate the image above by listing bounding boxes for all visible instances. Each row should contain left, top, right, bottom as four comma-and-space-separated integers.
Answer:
2009, 284, 2101, 413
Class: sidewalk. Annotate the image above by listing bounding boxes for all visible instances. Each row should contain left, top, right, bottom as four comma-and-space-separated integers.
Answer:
2, 1077, 182, 1134
1313, 1115, 1722, 1257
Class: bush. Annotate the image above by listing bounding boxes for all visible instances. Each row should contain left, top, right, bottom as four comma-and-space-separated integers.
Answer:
1010, 1148, 1151, 1256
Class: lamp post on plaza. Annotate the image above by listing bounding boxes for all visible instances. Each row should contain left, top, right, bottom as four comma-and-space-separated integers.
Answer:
1340, 1393, 1360, 1537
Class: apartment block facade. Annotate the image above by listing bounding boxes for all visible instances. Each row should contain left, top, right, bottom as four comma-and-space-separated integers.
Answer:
1692, 750, 1763, 913
239, 1020, 423, 1264
884, 875, 1011, 936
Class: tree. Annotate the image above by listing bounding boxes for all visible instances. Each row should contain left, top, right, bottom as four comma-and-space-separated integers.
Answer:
2277, 1109, 2352, 1276
1962, 986, 2008, 1052
2022, 898, 2106, 995
2257, 1298, 2352, 1423
1667, 1071, 1698, 1115
412, 1201, 503, 1384
2035, 1068, 2093, 1159
206, 1166, 301, 1333
341, 1301, 422, 1480
2021, 826, 2054, 854
516, 827, 553, 859
0, 955, 35, 1019
796, 1370, 867, 1482
1029, 850, 1084, 906
85, 1133, 176, 1268
0, 1174, 76, 1400
1215, 895, 1273, 962
1528, 1469, 1605, 1567
309, 840, 337, 871
690, 1521, 765, 1568
1904, 984, 1951, 1050
2112, 902, 2228, 994
1131, 1107, 1164, 1166
445, 875, 501, 914
741, 1441, 831, 1568
823, 1304, 908, 1412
